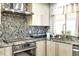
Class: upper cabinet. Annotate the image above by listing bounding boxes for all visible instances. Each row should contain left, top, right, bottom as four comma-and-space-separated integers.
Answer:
27, 3, 49, 26
32, 3, 49, 26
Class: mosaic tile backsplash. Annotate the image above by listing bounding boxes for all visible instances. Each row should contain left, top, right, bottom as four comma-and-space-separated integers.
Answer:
0, 13, 48, 40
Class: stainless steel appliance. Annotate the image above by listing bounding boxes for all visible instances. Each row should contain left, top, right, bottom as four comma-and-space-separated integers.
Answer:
12, 42, 36, 56
72, 44, 79, 56
2, 3, 26, 11
2, 3, 33, 15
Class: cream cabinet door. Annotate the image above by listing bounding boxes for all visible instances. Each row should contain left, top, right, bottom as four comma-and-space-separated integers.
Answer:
0, 48, 5, 56
4, 46, 12, 56
41, 13, 49, 26
47, 41, 56, 56
32, 14, 42, 26
32, 3, 49, 26
55, 42, 59, 56
36, 40, 45, 56
58, 43, 72, 56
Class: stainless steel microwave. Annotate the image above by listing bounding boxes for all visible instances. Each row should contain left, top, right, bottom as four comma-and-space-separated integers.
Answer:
2, 3, 25, 11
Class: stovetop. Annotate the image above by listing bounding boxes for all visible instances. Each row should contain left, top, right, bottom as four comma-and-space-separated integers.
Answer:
3, 37, 31, 43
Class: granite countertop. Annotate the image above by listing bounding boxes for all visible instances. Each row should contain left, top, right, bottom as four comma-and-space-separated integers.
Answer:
1, 36, 79, 48
49, 38, 79, 45
0, 37, 46, 48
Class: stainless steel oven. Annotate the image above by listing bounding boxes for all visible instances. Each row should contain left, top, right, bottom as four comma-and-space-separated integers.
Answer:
12, 42, 36, 56
72, 44, 79, 56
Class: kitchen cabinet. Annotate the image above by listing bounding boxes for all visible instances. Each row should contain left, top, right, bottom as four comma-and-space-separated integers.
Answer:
0, 46, 12, 56
32, 3, 49, 26
4, 46, 12, 56
55, 42, 59, 56
0, 48, 5, 56
47, 41, 56, 56
36, 40, 45, 56
27, 3, 49, 26
50, 4, 64, 15
47, 41, 72, 56
47, 41, 59, 56
58, 43, 72, 56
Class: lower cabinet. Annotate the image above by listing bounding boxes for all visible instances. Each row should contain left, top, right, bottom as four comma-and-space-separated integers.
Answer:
0, 48, 5, 56
4, 46, 12, 56
36, 40, 45, 56
47, 41, 56, 56
0, 46, 12, 56
47, 41, 72, 56
58, 43, 72, 56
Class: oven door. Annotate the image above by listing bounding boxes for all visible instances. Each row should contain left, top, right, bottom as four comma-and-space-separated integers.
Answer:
73, 49, 79, 56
